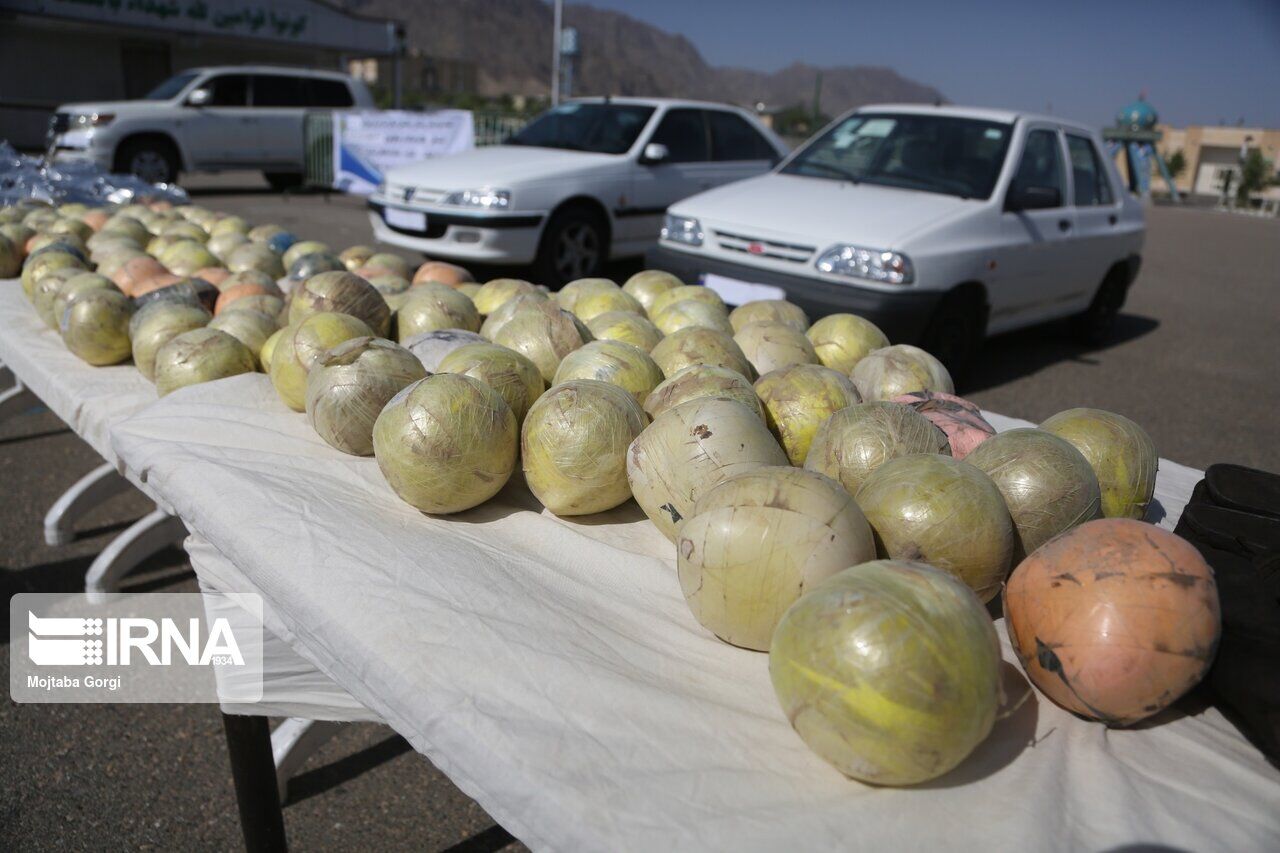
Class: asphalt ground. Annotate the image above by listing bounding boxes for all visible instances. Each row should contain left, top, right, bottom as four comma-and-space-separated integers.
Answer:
2, 171, 1277, 850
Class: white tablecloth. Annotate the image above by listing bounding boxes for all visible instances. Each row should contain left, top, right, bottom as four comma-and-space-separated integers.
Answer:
110, 372, 1280, 852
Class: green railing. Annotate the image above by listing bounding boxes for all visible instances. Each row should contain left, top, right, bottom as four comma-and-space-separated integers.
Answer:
304, 110, 529, 189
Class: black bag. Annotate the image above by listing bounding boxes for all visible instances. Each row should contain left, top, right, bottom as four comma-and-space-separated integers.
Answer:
1174, 463, 1280, 765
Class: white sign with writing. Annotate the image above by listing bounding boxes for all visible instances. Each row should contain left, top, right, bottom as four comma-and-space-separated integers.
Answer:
332, 110, 475, 195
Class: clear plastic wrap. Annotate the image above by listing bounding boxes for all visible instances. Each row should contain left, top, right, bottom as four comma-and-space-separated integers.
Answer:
551, 339, 664, 406
214, 278, 283, 315
247, 223, 286, 243
373, 373, 517, 514
304, 336, 427, 456
152, 327, 255, 396
208, 309, 280, 369
21, 249, 87, 299
210, 215, 251, 238
402, 328, 487, 372
59, 287, 133, 365
0, 146, 187, 208
479, 292, 550, 340
226, 242, 284, 279
735, 321, 819, 376
649, 284, 726, 318
585, 310, 663, 352
806, 313, 891, 374
133, 277, 218, 313
394, 282, 482, 340
368, 275, 411, 299
676, 466, 876, 650
1005, 519, 1219, 725
281, 240, 330, 270
522, 379, 647, 516
649, 327, 754, 381
338, 244, 375, 271
554, 277, 619, 313
851, 344, 954, 401
770, 560, 1001, 784
436, 342, 545, 423
32, 266, 86, 328
491, 300, 592, 382
50, 272, 116, 325
965, 427, 1102, 559
468, 278, 541, 315
259, 327, 285, 372
729, 300, 809, 333
652, 299, 734, 336
855, 454, 1014, 602
626, 397, 787, 541
286, 252, 345, 282
754, 363, 862, 465
361, 252, 412, 279
288, 270, 391, 338
642, 364, 764, 422
804, 400, 950, 493
892, 390, 995, 459
571, 288, 645, 323
130, 301, 212, 380
621, 269, 682, 313
411, 260, 473, 287
1040, 408, 1158, 520
269, 312, 374, 411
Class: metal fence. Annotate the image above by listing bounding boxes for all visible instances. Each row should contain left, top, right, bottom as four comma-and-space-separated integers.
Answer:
304, 110, 529, 189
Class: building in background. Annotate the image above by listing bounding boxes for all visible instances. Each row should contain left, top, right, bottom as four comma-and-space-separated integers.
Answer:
350, 51, 479, 106
1155, 124, 1280, 198
0, 0, 402, 150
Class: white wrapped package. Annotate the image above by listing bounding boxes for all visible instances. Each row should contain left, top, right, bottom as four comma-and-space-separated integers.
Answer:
110, 373, 1279, 852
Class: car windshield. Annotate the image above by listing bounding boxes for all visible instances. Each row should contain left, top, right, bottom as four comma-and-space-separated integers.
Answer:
144, 72, 201, 101
782, 113, 1013, 200
506, 103, 655, 154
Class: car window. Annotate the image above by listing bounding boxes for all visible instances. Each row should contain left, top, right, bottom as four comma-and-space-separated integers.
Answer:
1066, 134, 1114, 206
252, 75, 308, 107
1010, 129, 1065, 206
506, 103, 655, 154
307, 79, 354, 108
204, 74, 250, 107
650, 109, 709, 163
145, 71, 200, 101
707, 110, 773, 161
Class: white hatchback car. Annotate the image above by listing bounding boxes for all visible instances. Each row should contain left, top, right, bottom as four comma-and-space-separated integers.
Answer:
650, 105, 1146, 370
370, 97, 787, 285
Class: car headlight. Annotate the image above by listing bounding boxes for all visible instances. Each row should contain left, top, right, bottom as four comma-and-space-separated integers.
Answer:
442, 188, 511, 209
68, 112, 114, 130
661, 214, 703, 247
815, 244, 913, 284
375, 181, 386, 197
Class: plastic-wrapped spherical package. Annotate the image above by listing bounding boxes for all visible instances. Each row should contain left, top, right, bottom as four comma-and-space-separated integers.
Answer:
59, 289, 134, 365
729, 300, 809, 333
288, 271, 391, 337
585, 310, 663, 352
364, 252, 412, 279
677, 466, 877, 650
770, 560, 1001, 785
208, 309, 280, 368
215, 279, 284, 315
457, 283, 483, 301
159, 220, 208, 244
133, 278, 219, 313
33, 267, 88, 328
339, 245, 376, 271
0, 233, 18, 278
412, 260, 473, 287
219, 294, 284, 323
852, 344, 954, 401
30, 235, 88, 263
266, 231, 298, 255
102, 216, 152, 245
965, 428, 1103, 559
436, 342, 545, 423
551, 339, 664, 406
373, 373, 517, 514
51, 273, 117, 325
216, 269, 274, 293
571, 288, 645, 323
1005, 519, 1219, 725
270, 312, 375, 411
643, 364, 764, 422
806, 313, 890, 374
227, 242, 285, 278
210, 215, 250, 238
650, 327, 754, 380
554, 277, 618, 313
627, 397, 788, 541
1, 224, 36, 260
159, 242, 220, 276
304, 336, 427, 455
491, 301, 592, 383
281, 240, 329, 270
652, 299, 734, 336
893, 391, 995, 460
402, 329, 487, 372
394, 283, 482, 340
479, 293, 550, 340
247, 223, 285, 243
804, 401, 950, 493
259, 327, 285, 372
287, 252, 346, 282
855, 454, 1014, 601
195, 266, 231, 289
87, 226, 138, 253
1040, 408, 1157, 520
622, 269, 682, 313
207, 231, 250, 264
22, 250, 87, 299
471, 278, 543, 315
649, 285, 726, 318
755, 364, 862, 465
130, 302, 213, 380
735, 321, 819, 376
522, 379, 647, 515
368, 275, 411, 299
152, 328, 256, 396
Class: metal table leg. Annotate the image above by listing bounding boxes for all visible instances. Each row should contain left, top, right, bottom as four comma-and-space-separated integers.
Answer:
271, 718, 342, 803
0, 379, 38, 425
222, 713, 289, 853
83, 509, 187, 603
43, 461, 130, 545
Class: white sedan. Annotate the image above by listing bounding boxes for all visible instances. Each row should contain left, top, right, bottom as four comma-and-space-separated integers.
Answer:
369, 97, 786, 285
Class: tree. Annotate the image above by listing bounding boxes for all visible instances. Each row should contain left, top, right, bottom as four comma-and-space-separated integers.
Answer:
1237, 149, 1274, 204
1165, 149, 1186, 179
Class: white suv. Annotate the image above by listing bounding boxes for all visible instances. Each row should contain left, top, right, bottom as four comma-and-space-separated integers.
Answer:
370, 97, 787, 285
50, 66, 373, 189
651, 105, 1145, 370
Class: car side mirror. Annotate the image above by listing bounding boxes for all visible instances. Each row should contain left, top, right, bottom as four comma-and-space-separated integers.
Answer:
640, 143, 669, 165
1007, 184, 1061, 211
186, 88, 212, 107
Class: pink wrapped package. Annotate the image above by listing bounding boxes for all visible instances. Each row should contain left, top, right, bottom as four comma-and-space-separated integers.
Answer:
892, 391, 996, 459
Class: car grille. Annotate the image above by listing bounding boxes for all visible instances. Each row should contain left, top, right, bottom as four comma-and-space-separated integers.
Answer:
386, 183, 447, 205
712, 229, 816, 263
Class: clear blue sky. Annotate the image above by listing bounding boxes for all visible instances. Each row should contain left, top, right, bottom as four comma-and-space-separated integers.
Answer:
574, 0, 1280, 128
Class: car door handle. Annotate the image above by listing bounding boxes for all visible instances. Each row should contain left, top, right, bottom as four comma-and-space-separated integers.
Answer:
1058, 219, 1072, 232
1108, 214, 1118, 225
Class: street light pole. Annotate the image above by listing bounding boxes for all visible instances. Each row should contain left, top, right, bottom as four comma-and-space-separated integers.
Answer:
551, 0, 563, 106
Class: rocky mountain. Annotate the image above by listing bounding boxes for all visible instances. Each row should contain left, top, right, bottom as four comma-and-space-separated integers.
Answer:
344, 0, 944, 113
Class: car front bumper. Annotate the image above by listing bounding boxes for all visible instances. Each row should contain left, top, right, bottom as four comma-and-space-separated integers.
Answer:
368, 200, 544, 264
647, 244, 943, 344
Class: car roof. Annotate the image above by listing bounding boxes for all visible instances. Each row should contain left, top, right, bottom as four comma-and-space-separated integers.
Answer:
567, 96, 754, 113
854, 103, 1097, 134
185, 66, 353, 80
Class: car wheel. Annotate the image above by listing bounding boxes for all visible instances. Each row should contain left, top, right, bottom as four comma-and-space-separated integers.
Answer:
264, 172, 304, 192
535, 206, 607, 287
1072, 270, 1128, 345
920, 289, 986, 382
115, 139, 178, 185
